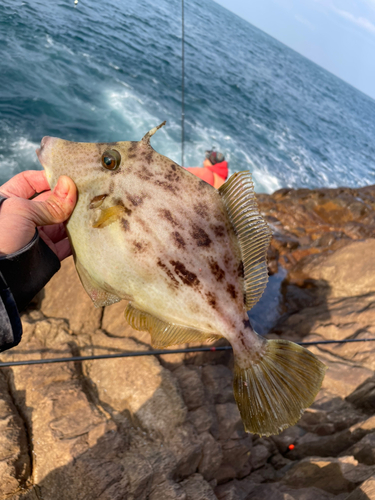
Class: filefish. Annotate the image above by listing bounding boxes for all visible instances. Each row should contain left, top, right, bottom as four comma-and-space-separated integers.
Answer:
36, 122, 326, 436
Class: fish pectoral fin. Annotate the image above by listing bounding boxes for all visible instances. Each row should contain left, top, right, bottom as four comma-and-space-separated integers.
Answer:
233, 339, 326, 436
75, 258, 121, 307
219, 172, 272, 311
124, 303, 220, 348
92, 205, 126, 229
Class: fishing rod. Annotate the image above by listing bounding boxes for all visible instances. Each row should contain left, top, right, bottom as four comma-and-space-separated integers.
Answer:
0, 337, 374, 368
181, 0, 185, 166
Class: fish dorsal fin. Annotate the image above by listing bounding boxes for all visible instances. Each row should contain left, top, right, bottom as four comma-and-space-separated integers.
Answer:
219, 171, 272, 310
141, 121, 166, 145
124, 303, 220, 348
75, 258, 121, 308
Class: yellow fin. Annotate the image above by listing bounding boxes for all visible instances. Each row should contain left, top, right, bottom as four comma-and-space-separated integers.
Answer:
219, 172, 272, 310
75, 258, 121, 307
141, 121, 166, 144
124, 303, 220, 348
233, 339, 326, 436
92, 205, 125, 228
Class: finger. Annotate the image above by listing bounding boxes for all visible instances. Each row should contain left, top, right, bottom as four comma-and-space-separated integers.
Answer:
39, 223, 68, 244
33, 190, 52, 202
55, 238, 72, 261
27, 176, 77, 226
0, 170, 50, 199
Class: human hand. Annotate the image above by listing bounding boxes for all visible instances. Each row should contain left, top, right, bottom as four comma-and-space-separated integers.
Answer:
0, 170, 77, 260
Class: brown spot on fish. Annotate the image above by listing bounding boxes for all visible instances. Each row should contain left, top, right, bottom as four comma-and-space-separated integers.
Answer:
89, 194, 107, 209
191, 224, 211, 247
170, 260, 200, 288
128, 153, 137, 159
194, 203, 209, 218
109, 181, 114, 194
128, 141, 137, 153
205, 291, 217, 309
159, 209, 179, 227
126, 193, 144, 206
155, 180, 178, 195
171, 164, 177, 171
114, 198, 132, 216
133, 241, 147, 253
157, 259, 179, 288
136, 167, 154, 181
210, 224, 226, 238
227, 283, 237, 299
172, 231, 186, 249
208, 258, 225, 282
145, 151, 154, 164
121, 219, 130, 232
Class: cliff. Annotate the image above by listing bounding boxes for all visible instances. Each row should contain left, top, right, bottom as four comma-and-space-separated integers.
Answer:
2, 184, 375, 499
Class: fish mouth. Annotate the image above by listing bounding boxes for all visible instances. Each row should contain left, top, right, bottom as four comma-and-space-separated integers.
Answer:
36, 136, 53, 168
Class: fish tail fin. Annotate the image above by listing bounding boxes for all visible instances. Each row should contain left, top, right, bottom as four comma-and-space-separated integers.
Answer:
233, 338, 326, 436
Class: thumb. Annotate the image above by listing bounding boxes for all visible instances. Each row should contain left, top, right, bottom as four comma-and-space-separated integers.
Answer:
30, 176, 77, 226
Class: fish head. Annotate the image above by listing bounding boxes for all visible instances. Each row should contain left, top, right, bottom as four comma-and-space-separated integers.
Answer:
36, 121, 167, 197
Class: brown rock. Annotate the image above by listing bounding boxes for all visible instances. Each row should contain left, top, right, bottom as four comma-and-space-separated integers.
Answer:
149, 480, 187, 500
215, 403, 245, 440
40, 256, 103, 334
198, 432, 223, 480
0, 372, 30, 496
345, 474, 375, 499
282, 456, 375, 495
174, 365, 205, 410
188, 406, 215, 434
250, 444, 271, 470
303, 240, 375, 298
85, 331, 187, 437
349, 434, 375, 466
180, 473, 217, 500
202, 365, 234, 404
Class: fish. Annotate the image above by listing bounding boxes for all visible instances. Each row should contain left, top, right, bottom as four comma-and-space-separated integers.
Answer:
36, 122, 326, 436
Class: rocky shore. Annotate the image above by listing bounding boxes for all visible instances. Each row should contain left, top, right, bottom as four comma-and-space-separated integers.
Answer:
2, 184, 375, 499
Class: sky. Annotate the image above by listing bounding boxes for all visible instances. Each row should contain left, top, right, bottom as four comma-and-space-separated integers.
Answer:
214, 0, 375, 100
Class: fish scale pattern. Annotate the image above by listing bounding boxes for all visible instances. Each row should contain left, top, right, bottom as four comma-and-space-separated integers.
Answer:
219, 172, 273, 311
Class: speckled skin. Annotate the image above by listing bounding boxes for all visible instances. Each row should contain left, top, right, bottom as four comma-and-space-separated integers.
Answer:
37, 130, 265, 362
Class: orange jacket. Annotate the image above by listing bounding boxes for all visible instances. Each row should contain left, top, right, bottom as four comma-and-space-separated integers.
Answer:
185, 161, 228, 189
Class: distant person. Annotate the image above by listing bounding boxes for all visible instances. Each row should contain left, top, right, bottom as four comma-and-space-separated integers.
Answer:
185, 150, 228, 189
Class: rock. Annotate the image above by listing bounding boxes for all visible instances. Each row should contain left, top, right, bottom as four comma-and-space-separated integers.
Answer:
149, 480, 187, 500
188, 406, 215, 434
220, 437, 252, 478
250, 444, 271, 470
282, 456, 375, 495
271, 426, 306, 453
302, 240, 375, 298
201, 365, 234, 404
347, 376, 375, 413
345, 474, 375, 499
215, 403, 245, 440
174, 365, 206, 410
85, 331, 187, 437
198, 432, 223, 480
0, 372, 30, 496
180, 473, 217, 500
349, 433, 375, 465
40, 256, 103, 334
247, 483, 336, 500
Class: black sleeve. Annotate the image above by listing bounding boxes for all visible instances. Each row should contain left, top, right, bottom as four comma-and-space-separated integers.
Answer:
0, 196, 61, 352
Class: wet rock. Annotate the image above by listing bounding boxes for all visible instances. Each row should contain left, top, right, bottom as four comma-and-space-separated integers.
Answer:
40, 256, 103, 334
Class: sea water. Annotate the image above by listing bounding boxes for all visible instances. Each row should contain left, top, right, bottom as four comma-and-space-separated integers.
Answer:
0, 0, 375, 192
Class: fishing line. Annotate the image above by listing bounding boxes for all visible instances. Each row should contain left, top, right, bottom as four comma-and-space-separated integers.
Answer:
181, 0, 185, 166
1, 337, 374, 368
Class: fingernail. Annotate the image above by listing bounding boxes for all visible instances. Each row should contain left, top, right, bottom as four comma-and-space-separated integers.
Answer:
53, 177, 69, 199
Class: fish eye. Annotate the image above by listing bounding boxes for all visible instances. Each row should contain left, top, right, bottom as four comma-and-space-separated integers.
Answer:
101, 149, 121, 170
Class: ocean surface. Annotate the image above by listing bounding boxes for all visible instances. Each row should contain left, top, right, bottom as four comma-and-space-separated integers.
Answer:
1, 0, 375, 193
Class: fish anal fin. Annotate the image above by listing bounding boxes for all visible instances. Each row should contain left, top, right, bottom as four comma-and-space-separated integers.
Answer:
233, 339, 326, 436
219, 172, 272, 310
93, 205, 126, 229
124, 303, 220, 348
75, 258, 121, 308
